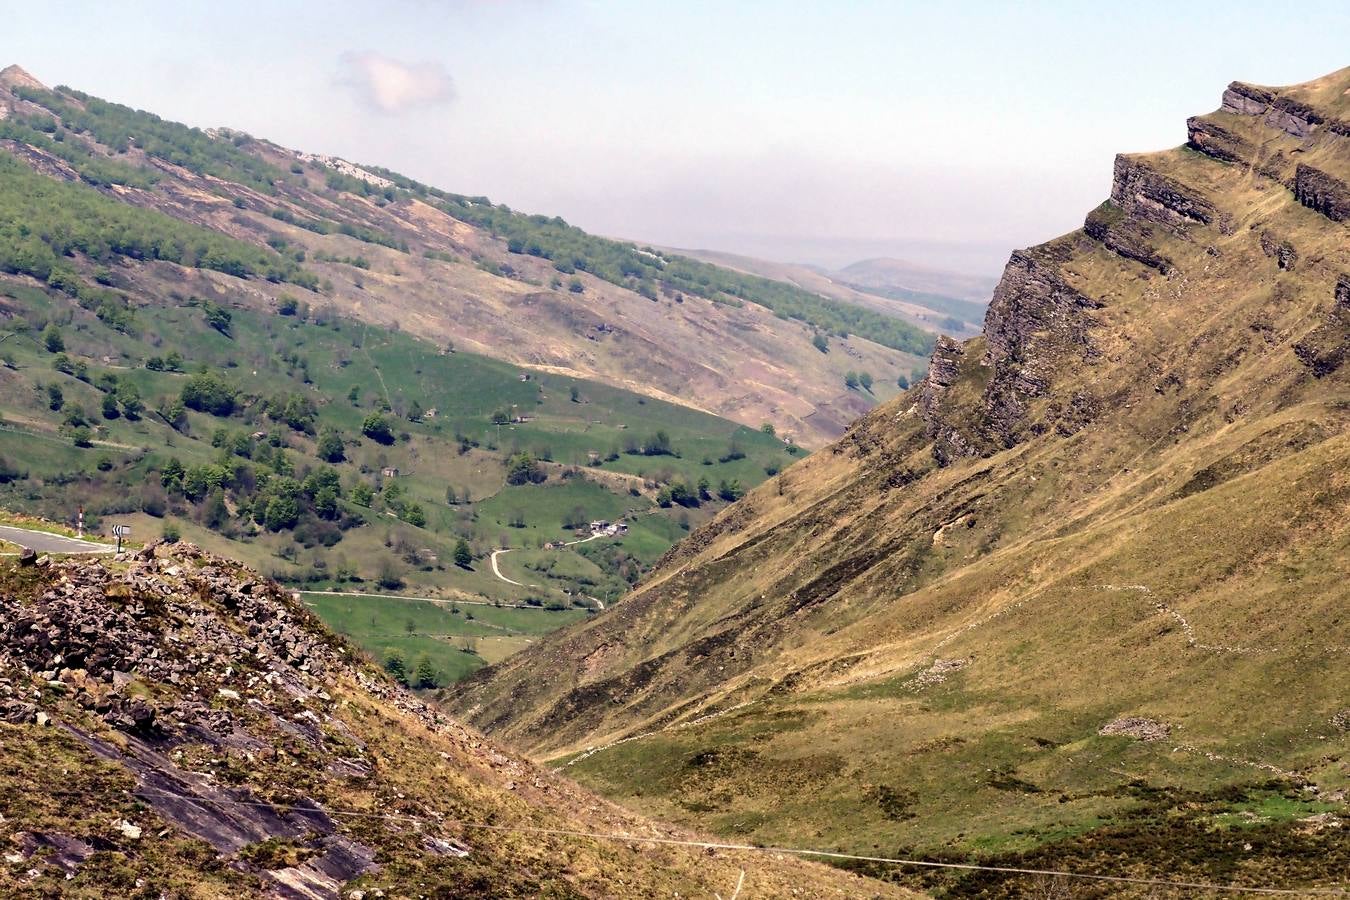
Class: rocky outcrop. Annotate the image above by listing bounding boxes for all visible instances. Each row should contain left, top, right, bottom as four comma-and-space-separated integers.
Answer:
1266, 96, 1325, 139
1186, 115, 1251, 164
1084, 202, 1174, 274
0, 64, 47, 92
915, 248, 1107, 467
1221, 82, 1327, 139
1260, 230, 1298, 270
1109, 156, 1215, 228
979, 250, 1103, 450
915, 336, 979, 465
1221, 81, 1274, 116
1099, 716, 1171, 741
1294, 164, 1350, 222
1294, 274, 1350, 377
1186, 116, 1287, 179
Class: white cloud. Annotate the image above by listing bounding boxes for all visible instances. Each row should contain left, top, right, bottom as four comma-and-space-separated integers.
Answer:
337, 51, 455, 114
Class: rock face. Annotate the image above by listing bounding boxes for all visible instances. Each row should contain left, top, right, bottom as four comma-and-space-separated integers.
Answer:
1109, 155, 1215, 227
1222, 80, 1328, 139
0, 64, 47, 92
1295, 164, 1350, 222
913, 246, 1107, 467
1221, 81, 1274, 116
1186, 115, 1251, 164
915, 336, 972, 465
1294, 274, 1350, 377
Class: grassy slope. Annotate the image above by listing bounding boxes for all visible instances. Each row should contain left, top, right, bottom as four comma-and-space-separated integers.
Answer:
444, 70, 1350, 894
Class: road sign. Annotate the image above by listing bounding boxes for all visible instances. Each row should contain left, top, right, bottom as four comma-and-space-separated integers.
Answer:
111, 524, 130, 551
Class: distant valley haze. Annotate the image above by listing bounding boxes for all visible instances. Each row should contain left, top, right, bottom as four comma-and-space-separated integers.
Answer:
8, 1, 1347, 278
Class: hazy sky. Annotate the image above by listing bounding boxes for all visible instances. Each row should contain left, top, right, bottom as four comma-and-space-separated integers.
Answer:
6, 1, 1348, 274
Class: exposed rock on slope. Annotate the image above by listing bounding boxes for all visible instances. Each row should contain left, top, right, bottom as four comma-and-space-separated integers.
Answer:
0, 71, 929, 446
0, 542, 905, 897
445, 68, 1350, 895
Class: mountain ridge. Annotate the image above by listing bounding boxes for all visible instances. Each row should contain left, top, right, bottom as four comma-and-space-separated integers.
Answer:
443, 66, 1350, 895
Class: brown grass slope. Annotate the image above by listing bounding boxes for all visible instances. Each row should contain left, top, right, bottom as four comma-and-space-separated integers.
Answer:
0, 65, 924, 446
444, 69, 1350, 893
0, 542, 909, 898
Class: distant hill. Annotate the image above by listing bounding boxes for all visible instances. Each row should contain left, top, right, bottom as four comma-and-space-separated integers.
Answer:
0, 64, 933, 447
670, 245, 989, 337
445, 67, 1350, 896
834, 256, 998, 303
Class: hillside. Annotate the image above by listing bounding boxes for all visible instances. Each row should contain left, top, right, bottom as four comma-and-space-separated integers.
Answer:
0, 64, 932, 448
445, 68, 1350, 895
0, 262, 806, 686
661, 245, 985, 340
0, 539, 907, 897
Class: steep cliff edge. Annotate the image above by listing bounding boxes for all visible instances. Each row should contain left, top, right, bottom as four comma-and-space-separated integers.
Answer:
0, 541, 906, 898
444, 68, 1350, 895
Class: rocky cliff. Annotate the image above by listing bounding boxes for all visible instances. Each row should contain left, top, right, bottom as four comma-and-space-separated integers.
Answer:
444, 68, 1350, 897
0, 541, 904, 898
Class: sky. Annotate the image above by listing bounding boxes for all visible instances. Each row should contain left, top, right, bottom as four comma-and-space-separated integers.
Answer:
5, 1, 1348, 274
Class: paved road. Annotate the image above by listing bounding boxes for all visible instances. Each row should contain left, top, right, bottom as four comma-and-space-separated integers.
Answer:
0, 524, 115, 554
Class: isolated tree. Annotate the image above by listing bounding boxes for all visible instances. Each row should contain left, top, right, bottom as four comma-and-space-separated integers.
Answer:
760, 422, 775, 436
361, 413, 395, 445
844, 371, 860, 390
444, 485, 457, 505
812, 333, 828, 353
42, 323, 64, 353
383, 649, 408, 685
377, 558, 404, 590
414, 654, 438, 689
116, 382, 143, 420
896, 374, 910, 390
859, 371, 873, 391
202, 300, 232, 336
453, 538, 472, 569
